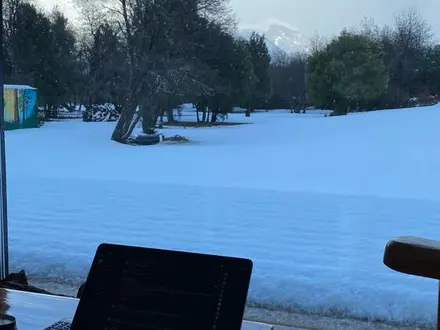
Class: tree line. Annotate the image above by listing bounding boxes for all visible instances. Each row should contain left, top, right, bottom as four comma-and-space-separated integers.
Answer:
3, 0, 80, 116
264, 8, 440, 115
3, 0, 272, 142
3, 1, 440, 143
306, 8, 439, 115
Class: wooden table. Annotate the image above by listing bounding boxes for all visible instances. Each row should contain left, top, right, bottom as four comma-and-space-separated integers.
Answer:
0, 288, 273, 330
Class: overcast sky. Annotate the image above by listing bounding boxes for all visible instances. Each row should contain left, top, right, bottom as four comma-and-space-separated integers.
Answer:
230, 0, 440, 39
38, 0, 440, 40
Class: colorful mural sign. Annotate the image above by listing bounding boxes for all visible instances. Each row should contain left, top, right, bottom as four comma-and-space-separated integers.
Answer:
3, 85, 38, 130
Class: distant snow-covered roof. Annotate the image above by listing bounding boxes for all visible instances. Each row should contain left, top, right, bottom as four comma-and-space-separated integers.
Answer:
4, 84, 37, 90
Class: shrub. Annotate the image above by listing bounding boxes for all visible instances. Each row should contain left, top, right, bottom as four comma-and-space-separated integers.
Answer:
83, 104, 120, 122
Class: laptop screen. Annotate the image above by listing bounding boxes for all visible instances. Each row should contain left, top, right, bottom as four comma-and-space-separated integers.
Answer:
71, 243, 253, 330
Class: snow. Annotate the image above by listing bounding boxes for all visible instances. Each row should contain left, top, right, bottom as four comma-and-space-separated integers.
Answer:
5, 105, 440, 325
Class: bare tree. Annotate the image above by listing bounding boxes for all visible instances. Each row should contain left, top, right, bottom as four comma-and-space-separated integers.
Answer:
393, 7, 433, 51
74, 0, 231, 143
75, 0, 170, 141
308, 32, 328, 53
357, 17, 381, 41
197, 0, 236, 33
390, 7, 433, 103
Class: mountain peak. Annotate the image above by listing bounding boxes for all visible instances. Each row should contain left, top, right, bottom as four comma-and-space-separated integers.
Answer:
238, 20, 310, 56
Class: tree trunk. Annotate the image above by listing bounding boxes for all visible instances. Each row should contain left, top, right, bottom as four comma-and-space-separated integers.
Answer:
111, 100, 138, 143
211, 111, 218, 123
50, 105, 57, 119
206, 108, 211, 122
166, 108, 175, 123
196, 108, 200, 122
334, 100, 349, 116
141, 104, 160, 133
142, 117, 150, 134
245, 102, 252, 117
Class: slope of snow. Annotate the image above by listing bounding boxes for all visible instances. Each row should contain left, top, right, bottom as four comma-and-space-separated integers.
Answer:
5, 106, 440, 325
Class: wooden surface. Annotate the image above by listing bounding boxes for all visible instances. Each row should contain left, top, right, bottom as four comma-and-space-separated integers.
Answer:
384, 236, 440, 330
383, 236, 440, 280
0, 288, 273, 330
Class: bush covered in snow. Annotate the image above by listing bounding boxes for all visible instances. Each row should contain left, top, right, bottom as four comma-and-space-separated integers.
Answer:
83, 104, 120, 122
408, 95, 438, 107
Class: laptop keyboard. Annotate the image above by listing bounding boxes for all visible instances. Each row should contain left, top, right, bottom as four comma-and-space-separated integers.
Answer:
42, 320, 71, 330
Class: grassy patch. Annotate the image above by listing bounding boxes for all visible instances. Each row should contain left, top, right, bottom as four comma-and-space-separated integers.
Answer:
161, 121, 247, 128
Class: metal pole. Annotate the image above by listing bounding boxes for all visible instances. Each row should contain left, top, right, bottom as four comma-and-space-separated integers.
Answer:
0, 0, 10, 278
437, 281, 440, 330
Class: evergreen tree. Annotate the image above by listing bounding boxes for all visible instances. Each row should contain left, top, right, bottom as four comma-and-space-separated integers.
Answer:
246, 32, 271, 116
45, 9, 78, 110
86, 23, 127, 108
307, 31, 388, 115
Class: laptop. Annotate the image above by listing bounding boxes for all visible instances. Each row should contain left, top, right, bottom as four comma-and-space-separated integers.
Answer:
44, 243, 253, 330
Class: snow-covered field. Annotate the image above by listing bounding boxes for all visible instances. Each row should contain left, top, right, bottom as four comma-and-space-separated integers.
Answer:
5, 106, 440, 325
